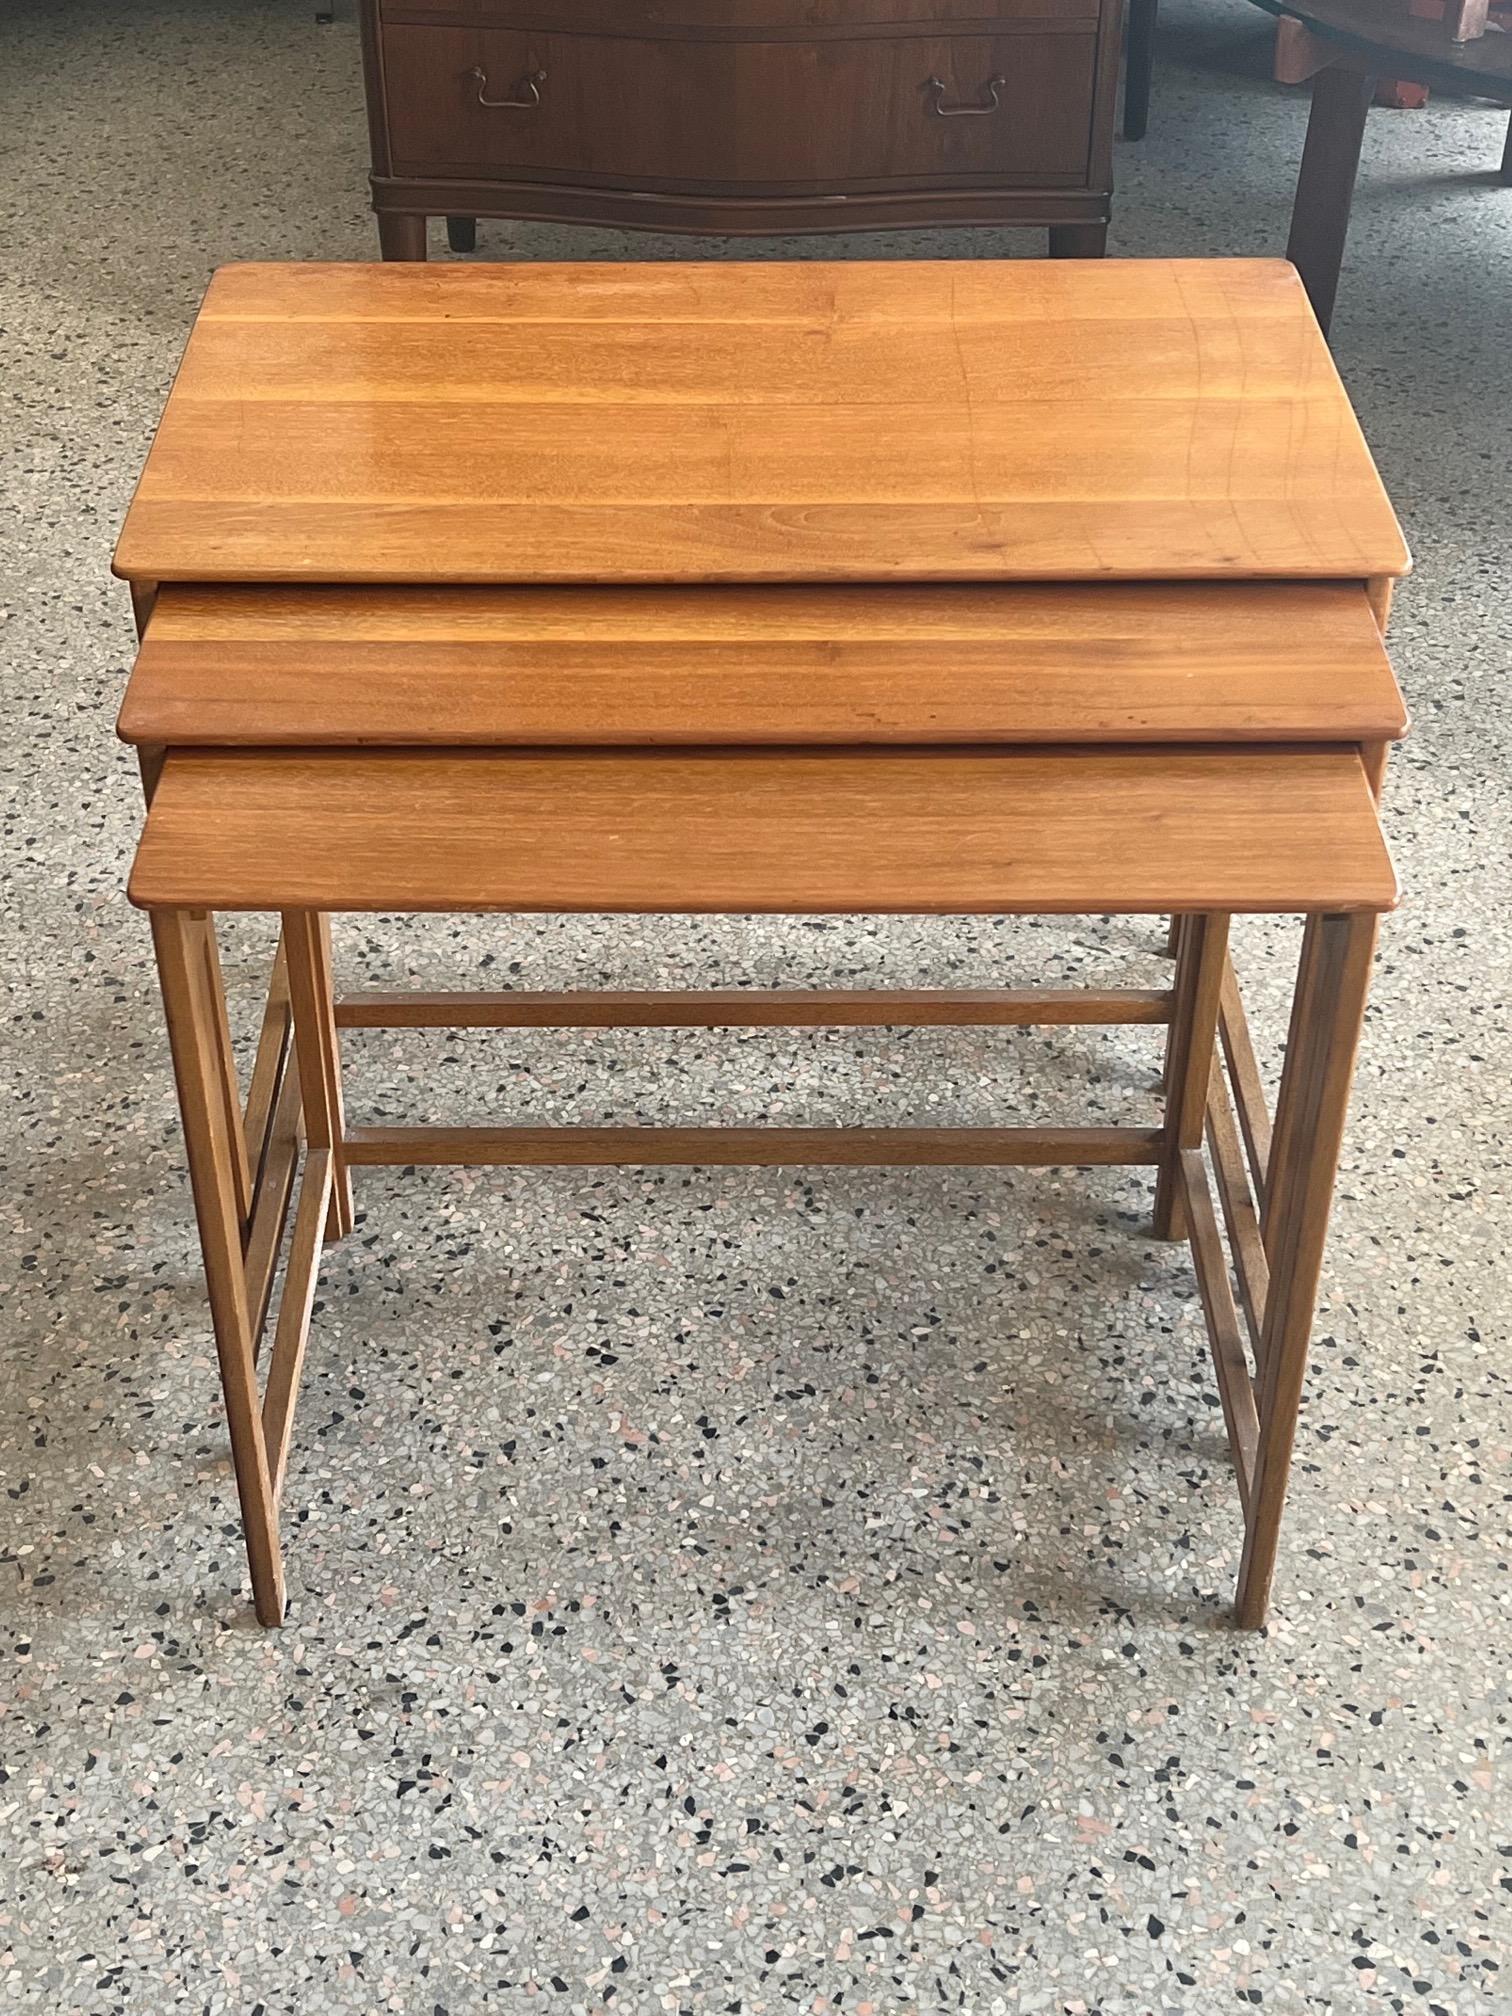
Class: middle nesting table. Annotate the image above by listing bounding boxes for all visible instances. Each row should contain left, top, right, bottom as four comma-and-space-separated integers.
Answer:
119, 573, 1406, 1198
117, 571, 1406, 1628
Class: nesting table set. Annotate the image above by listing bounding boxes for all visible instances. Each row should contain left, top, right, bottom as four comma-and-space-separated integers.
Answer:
114, 257, 1409, 1630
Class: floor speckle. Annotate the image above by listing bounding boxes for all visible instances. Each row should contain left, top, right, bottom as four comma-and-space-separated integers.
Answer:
1, 0, 1508, 2008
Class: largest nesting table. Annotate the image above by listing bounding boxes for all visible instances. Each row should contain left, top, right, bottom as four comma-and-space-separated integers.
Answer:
113, 257, 1410, 1629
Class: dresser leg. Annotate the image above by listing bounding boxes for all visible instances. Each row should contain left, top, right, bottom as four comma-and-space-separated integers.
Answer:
446, 216, 478, 253
1048, 223, 1107, 258
377, 211, 428, 261
1123, 0, 1157, 140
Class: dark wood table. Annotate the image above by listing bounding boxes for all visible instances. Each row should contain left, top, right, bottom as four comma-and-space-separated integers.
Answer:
1252, 0, 1512, 332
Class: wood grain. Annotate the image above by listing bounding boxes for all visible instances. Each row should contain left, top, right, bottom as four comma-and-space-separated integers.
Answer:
380, 25, 1098, 188
112, 259, 1410, 585
341, 1124, 1163, 1166
332, 986, 1174, 1027
1179, 1145, 1260, 1505
129, 745, 1399, 916
119, 580, 1408, 747
1236, 910, 1379, 1628
383, 1, 1102, 30
150, 908, 285, 1627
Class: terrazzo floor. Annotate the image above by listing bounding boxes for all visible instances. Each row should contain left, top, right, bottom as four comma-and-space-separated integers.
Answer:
3, 0, 1510, 2009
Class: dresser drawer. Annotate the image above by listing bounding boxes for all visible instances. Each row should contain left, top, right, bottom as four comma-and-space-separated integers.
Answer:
382, 25, 1098, 188
383, 2, 1100, 28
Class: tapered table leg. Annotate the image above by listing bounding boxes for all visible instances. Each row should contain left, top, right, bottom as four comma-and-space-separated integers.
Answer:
1236, 910, 1377, 1628
152, 908, 286, 1626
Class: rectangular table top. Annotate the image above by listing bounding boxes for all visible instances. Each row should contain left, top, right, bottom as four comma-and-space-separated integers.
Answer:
113, 258, 1410, 589
130, 745, 1398, 916
119, 579, 1407, 747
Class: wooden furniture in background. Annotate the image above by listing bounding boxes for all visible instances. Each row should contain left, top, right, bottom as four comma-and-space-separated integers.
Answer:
1122, 0, 1156, 139
114, 257, 1410, 1630
1250, 0, 1512, 332
357, 0, 1127, 258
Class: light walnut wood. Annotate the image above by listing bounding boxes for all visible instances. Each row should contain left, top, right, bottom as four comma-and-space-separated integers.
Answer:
1154, 912, 1229, 1238
119, 253, 1404, 1630
120, 580, 1408, 749
1237, 911, 1379, 1628
342, 1124, 1163, 1167
242, 935, 291, 1184
112, 259, 1410, 586
193, 915, 252, 1232
151, 909, 285, 1627
1179, 1146, 1260, 1506
333, 987, 1173, 1029
1219, 957, 1274, 1200
129, 746, 1399, 918
261, 1149, 333, 1500
283, 913, 354, 1238
243, 1052, 302, 1352
1206, 1059, 1269, 1354
150, 252, 1384, 325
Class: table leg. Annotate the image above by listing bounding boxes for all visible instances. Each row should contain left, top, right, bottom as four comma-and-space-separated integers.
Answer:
1235, 910, 1377, 1628
1287, 61, 1374, 336
1501, 109, 1512, 184
152, 908, 286, 1626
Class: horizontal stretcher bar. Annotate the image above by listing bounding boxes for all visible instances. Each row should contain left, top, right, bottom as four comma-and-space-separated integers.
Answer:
333, 987, 1174, 1030
341, 1125, 1164, 1168
129, 746, 1398, 915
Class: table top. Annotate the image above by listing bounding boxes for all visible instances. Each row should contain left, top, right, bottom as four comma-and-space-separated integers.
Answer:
119, 579, 1407, 747
113, 258, 1409, 588
1249, 0, 1512, 93
130, 745, 1398, 916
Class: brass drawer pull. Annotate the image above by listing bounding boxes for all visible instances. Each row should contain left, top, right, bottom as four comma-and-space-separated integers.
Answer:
924, 74, 1005, 117
468, 66, 546, 110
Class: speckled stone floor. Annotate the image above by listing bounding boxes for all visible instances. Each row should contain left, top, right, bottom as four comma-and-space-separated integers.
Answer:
3, 0, 1510, 2009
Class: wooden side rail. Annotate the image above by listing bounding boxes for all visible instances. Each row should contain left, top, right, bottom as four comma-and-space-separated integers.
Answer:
334, 987, 1174, 1030
342, 1125, 1163, 1168
261, 1148, 332, 1500
1180, 1147, 1260, 1511
1219, 957, 1274, 1202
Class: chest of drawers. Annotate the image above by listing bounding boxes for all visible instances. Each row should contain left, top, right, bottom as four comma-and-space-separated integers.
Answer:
358, 0, 1124, 257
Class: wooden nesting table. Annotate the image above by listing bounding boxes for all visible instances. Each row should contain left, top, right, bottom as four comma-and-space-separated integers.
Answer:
114, 257, 1410, 1630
